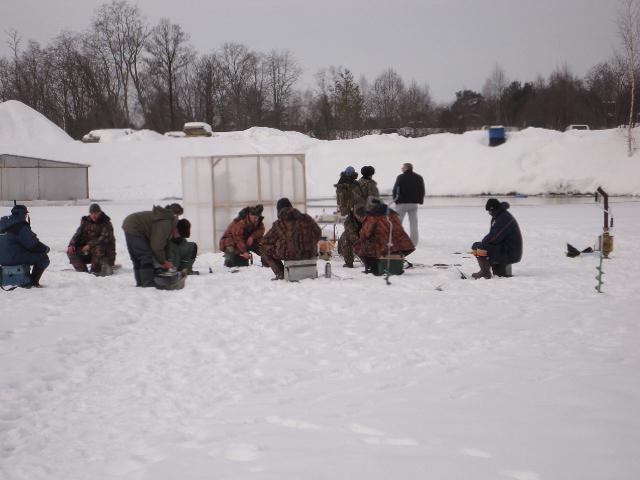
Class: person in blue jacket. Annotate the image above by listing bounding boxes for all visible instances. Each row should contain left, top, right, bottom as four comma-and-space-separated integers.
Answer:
471, 198, 522, 279
0, 205, 50, 287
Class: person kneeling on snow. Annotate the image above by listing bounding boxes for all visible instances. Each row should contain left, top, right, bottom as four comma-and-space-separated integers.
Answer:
122, 203, 183, 287
0, 204, 50, 288
260, 198, 321, 280
67, 203, 116, 276
354, 200, 414, 275
470, 198, 523, 279
219, 204, 265, 267
168, 218, 198, 275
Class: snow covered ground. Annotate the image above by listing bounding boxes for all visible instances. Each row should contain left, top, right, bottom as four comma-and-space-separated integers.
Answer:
1, 199, 639, 480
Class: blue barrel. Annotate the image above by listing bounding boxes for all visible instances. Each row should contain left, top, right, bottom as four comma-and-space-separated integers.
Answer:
488, 126, 505, 146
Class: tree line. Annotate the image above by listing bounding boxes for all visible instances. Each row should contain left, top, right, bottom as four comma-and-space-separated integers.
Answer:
0, 0, 635, 140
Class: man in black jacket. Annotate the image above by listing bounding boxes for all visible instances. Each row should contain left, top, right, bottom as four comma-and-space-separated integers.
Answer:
392, 163, 425, 246
0, 205, 50, 287
471, 198, 523, 279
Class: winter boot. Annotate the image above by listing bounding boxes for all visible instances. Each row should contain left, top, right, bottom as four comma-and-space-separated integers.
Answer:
99, 261, 114, 277
471, 256, 492, 279
138, 267, 155, 287
29, 265, 46, 287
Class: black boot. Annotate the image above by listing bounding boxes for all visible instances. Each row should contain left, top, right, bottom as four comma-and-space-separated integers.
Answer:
471, 256, 492, 279
29, 265, 46, 287
133, 268, 142, 287
139, 267, 155, 287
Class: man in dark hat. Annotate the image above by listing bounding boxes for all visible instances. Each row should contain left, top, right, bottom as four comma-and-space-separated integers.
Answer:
122, 203, 183, 287
0, 204, 50, 287
168, 218, 198, 274
67, 203, 116, 276
470, 198, 523, 279
359, 166, 380, 207
261, 198, 321, 279
219, 204, 265, 267
335, 166, 367, 268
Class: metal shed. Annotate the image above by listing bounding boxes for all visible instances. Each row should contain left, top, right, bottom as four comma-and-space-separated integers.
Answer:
0, 154, 89, 201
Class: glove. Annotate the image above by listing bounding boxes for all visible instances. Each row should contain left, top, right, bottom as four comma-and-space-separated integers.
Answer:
161, 261, 174, 270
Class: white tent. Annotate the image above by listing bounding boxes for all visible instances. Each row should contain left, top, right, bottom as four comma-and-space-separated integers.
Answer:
181, 154, 306, 253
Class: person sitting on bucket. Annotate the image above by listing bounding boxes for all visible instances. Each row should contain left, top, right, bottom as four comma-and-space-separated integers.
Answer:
354, 200, 414, 275
67, 203, 116, 276
219, 204, 265, 267
470, 198, 523, 279
260, 198, 321, 280
168, 218, 198, 275
0, 204, 50, 288
121, 203, 183, 287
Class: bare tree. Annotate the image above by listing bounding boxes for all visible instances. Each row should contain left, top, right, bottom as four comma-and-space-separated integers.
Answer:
264, 49, 301, 129
218, 42, 257, 129
482, 64, 508, 123
145, 18, 194, 131
618, 0, 640, 155
370, 68, 405, 126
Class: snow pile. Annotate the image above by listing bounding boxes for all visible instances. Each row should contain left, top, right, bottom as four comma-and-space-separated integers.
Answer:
0, 100, 73, 144
1, 101, 640, 200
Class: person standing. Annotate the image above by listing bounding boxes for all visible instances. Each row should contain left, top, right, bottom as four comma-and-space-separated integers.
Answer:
392, 162, 425, 246
358, 165, 380, 207
0, 204, 50, 288
335, 166, 366, 268
67, 203, 116, 276
122, 203, 182, 287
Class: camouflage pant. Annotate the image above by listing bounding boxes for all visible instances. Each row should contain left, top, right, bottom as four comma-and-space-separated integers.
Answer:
68, 245, 113, 273
338, 214, 360, 266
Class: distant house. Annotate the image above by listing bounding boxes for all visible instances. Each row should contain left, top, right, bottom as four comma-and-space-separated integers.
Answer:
0, 154, 89, 201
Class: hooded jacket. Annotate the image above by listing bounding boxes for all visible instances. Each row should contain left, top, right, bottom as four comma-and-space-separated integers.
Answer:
479, 201, 523, 264
122, 206, 176, 264
219, 213, 265, 253
355, 209, 414, 259
0, 208, 50, 265
261, 207, 321, 260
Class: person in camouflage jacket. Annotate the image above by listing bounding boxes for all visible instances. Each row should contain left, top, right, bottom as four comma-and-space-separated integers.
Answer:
67, 203, 116, 275
261, 198, 321, 279
219, 205, 265, 267
335, 166, 367, 268
354, 201, 414, 273
358, 166, 380, 207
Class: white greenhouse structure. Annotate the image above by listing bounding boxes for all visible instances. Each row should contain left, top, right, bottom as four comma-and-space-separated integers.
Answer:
0, 154, 89, 201
181, 154, 306, 253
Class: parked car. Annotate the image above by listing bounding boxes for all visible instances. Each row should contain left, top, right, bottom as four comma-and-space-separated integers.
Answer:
565, 124, 590, 131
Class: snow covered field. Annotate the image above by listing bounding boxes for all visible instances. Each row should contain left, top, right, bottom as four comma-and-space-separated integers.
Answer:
2, 199, 640, 480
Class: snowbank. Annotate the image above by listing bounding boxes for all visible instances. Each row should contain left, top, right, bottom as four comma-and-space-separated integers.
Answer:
1, 101, 639, 200
0, 100, 73, 144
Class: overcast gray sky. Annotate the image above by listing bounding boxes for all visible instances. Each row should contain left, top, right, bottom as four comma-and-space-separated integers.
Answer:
1, 0, 619, 103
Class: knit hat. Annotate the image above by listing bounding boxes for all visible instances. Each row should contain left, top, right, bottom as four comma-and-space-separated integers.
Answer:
11, 204, 28, 215
276, 198, 292, 213
485, 198, 501, 213
343, 166, 356, 176
361, 166, 375, 177
176, 218, 191, 238
89, 203, 101, 213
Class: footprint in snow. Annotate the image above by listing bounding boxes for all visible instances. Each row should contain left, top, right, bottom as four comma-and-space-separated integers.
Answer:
461, 447, 492, 459
501, 470, 541, 480
224, 443, 262, 462
266, 416, 321, 430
